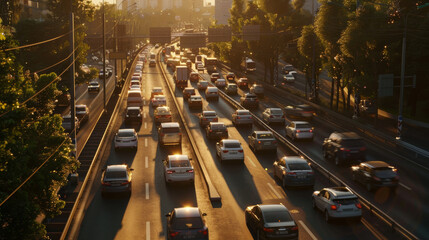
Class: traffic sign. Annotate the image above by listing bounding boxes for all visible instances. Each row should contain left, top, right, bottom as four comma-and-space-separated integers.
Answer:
378, 74, 394, 97
150, 27, 171, 44
180, 33, 206, 48
208, 26, 231, 42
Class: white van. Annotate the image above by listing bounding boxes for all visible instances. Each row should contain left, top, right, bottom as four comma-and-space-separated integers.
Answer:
127, 90, 143, 108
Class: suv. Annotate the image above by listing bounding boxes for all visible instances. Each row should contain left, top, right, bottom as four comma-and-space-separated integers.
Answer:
125, 106, 142, 123
182, 87, 196, 101
312, 187, 362, 222
210, 73, 220, 82
322, 132, 366, 166
240, 93, 259, 109
158, 122, 182, 147
205, 87, 219, 101
352, 161, 399, 192
75, 104, 89, 124
88, 80, 100, 93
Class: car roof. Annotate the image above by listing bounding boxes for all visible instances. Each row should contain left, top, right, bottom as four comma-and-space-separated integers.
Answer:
156, 106, 170, 110
227, 83, 237, 86
245, 93, 257, 97
210, 122, 225, 126
325, 187, 356, 198
216, 78, 225, 81
236, 109, 250, 113
292, 121, 310, 125
363, 161, 390, 168
174, 207, 201, 218
118, 128, 135, 134
282, 156, 308, 164
203, 110, 216, 114
152, 87, 162, 90
211, 73, 220, 76
190, 95, 201, 99
267, 107, 282, 111
207, 87, 218, 90
336, 132, 362, 140
239, 78, 248, 80
127, 106, 140, 111
254, 131, 273, 135
128, 90, 141, 94
258, 204, 288, 213
154, 95, 166, 98
161, 122, 180, 128
168, 155, 190, 161
184, 87, 195, 90
221, 139, 240, 144
76, 104, 87, 108
106, 164, 127, 172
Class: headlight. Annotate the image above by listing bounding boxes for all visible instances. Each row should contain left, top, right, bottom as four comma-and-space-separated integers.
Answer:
126, 115, 129, 117
138, 114, 141, 117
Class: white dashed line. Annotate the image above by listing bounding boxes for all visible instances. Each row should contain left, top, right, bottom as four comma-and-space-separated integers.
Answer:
143, 100, 146, 105
145, 156, 148, 168
146, 221, 150, 240
145, 183, 149, 199
246, 156, 256, 167
267, 183, 282, 199
145, 138, 148, 147
143, 89, 145, 93
144, 122, 147, 129
298, 220, 318, 240
399, 183, 411, 191
143, 112, 146, 118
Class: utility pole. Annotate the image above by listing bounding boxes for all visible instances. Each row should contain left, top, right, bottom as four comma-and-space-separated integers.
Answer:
311, 0, 316, 101
102, 0, 107, 111
69, 3, 76, 146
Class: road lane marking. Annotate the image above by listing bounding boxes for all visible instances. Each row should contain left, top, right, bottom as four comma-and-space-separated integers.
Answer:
399, 183, 411, 191
145, 183, 149, 199
267, 183, 282, 199
143, 89, 145, 93
144, 122, 147, 129
143, 100, 146, 105
246, 156, 256, 167
146, 221, 150, 240
298, 220, 317, 240
145, 156, 148, 168
145, 138, 148, 147
362, 217, 387, 240
143, 112, 146, 118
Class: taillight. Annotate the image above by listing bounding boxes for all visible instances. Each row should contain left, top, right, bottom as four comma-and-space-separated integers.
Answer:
330, 205, 338, 210
287, 172, 296, 175
199, 229, 208, 235
223, 150, 229, 153
290, 226, 298, 231
102, 182, 111, 186
121, 181, 130, 185
186, 169, 194, 173
373, 176, 381, 181
214, 118, 218, 121
167, 170, 175, 174
360, 146, 366, 151
309, 129, 313, 133
272, 140, 277, 144
308, 171, 314, 175
238, 150, 243, 153
258, 141, 261, 144
270, 115, 274, 118
170, 232, 179, 237
237, 116, 241, 119
209, 130, 213, 132
160, 133, 165, 137
340, 148, 350, 152
296, 130, 301, 133
203, 118, 207, 120
355, 203, 362, 209
263, 227, 274, 232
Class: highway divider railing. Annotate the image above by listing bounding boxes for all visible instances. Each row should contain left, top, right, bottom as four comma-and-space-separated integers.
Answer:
197, 68, 418, 240
157, 51, 221, 201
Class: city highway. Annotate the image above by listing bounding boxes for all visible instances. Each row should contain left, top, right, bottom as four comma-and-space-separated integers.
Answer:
75, 47, 403, 239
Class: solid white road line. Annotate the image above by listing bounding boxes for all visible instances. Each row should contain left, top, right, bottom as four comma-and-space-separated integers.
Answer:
146, 221, 150, 240
144, 122, 147, 129
145, 138, 148, 147
145, 156, 148, 168
145, 183, 149, 200
399, 183, 412, 191
267, 183, 282, 199
246, 156, 256, 167
298, 220, 318, 240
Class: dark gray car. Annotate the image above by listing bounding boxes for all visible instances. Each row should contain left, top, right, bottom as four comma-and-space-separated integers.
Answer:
273, 156, 315, 188
165, 207, 208, 240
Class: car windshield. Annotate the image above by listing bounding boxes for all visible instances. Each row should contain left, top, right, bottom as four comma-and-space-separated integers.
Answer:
76, 107, 86, 112
211, 124, 225, 130
228, 85, 237, 89
128, 109, 140, 114
296, 124, 312, 129
118, 131, 135, 137
271, 109, 283, 115
263, 211, 293, 223
374, 167, 394, 175
162, 127, 180, 133
170, 160, 190, 168
257, 133, 274, 139
288, 162, 311, 171
90, 82, 98, 86
157, 108, 170, 114
224, 142, 241, 148
172, 217, 204, 230
333, 198, 359, 205
341, 139, 364, 147
105, 171, 127, 179
238, 111, 250, 115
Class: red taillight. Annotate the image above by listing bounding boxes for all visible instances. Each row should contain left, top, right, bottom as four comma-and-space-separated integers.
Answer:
209, 130, 213, 132
309, 129, 313, 133
102, 182, 111, 186
166, 115, 171, 118
237, 116, 241, 119
170, 232, 179, 237
263, 227, 274, 232
373, 176, 381, 181
287, 172, 296, 175
214, 118, 218, 121
258, 141, 261, 144
167, 170, 175, 174
296, 130, 301, 133
308, 171, 314, 175
340, 148, 350, 152
360, 146, 366, 151
223, 150, 229, 153
355, 203, 362, 209
203, 118, 207, 120
270, 115, 274, 118
186, 169, 194, 173
330, 205, 337, 210
272, 140, 277, 144
291, 226, 298, 231
238, 150, 243, 153
121, 181, 130, 186
199, 229, 208, 235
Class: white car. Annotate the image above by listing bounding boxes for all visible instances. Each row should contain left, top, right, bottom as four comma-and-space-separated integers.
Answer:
163, 155, 194, 184
262, 108, 285, 124
199, 110, 218, 127
130, 80, 141, 89
197, 63, 205, 72
114, 128, 138, 150
129, 85, 141, 91
151, 87, 163, 99
283, 73, 295, 83
151, 95, 167, 108
216, 139, 244, 162
285, 121, 314, 141
232, 109, 253, 126
215, 78, 226, 88
197, 80, 209, 90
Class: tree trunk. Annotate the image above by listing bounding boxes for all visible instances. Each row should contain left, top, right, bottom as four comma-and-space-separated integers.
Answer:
347, 86, 351, 111
330, 76, 335, 109
336, 77, 340, 111
341, 84, 346, 112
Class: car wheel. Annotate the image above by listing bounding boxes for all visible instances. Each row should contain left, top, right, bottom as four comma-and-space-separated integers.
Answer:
325, 210, 331, 223
366, 182, 373, 192
334, 154, 341, 166
312, 198, 317, 209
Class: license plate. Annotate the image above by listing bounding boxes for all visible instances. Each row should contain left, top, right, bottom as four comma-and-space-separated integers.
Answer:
297, 175, 306, 179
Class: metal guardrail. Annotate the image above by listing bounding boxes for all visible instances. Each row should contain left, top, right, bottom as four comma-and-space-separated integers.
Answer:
198, 66, 419, 240
395, 140, 429, 159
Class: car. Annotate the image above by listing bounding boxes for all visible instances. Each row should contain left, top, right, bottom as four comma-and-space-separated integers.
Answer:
133, 72, 142, 79
282, 73, 295, 84
152, 95, 167, 108
215, 78, 226, 88
197, 63, 205, 72
262, 108, 284, 125
98, 69, 105, 79
163, 155, 194, 184
88, 80, 100, 93
125, 106, 142, 123
322, 132, 366, 166
129, 80, 141, 89
205, 87, 219, 101
62, 115, 80, 133
188, 95, 203, 109
273, 156, 315, 188
197, 80, 209, 91
285, 121, 314, 141
245, 204, 298, 240
158, 122, 182, 147
225, 83, 238, 95
210, 72, 220, 82
232, 109, 253, 126
189, 72, 199, 82
127, 90, 143, 109
312, 187, 362, 222
284, 104, 315, 120
155, 43, 160, 48
183, 87, 196, 101
240, 93, 259, 109
248, 131, 277, 153
282, 64, 294, 74
131, 76, 141, 82
216, 139, 244, 162
351, 161, 399, 192
154, 106, 172, 124
129, 85, 141, 91
206, 122, 228, 140
165, 207, 208, 240
101, 164, 133, 197
114, 128, 138, 150
237, 78, 249, 88
151, 87, 163, 99
225, 72, 235, 81
75, 104, 89, 124
149, 59, 156, 67
250, 84, 264, 97
199, 111, 218, 127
